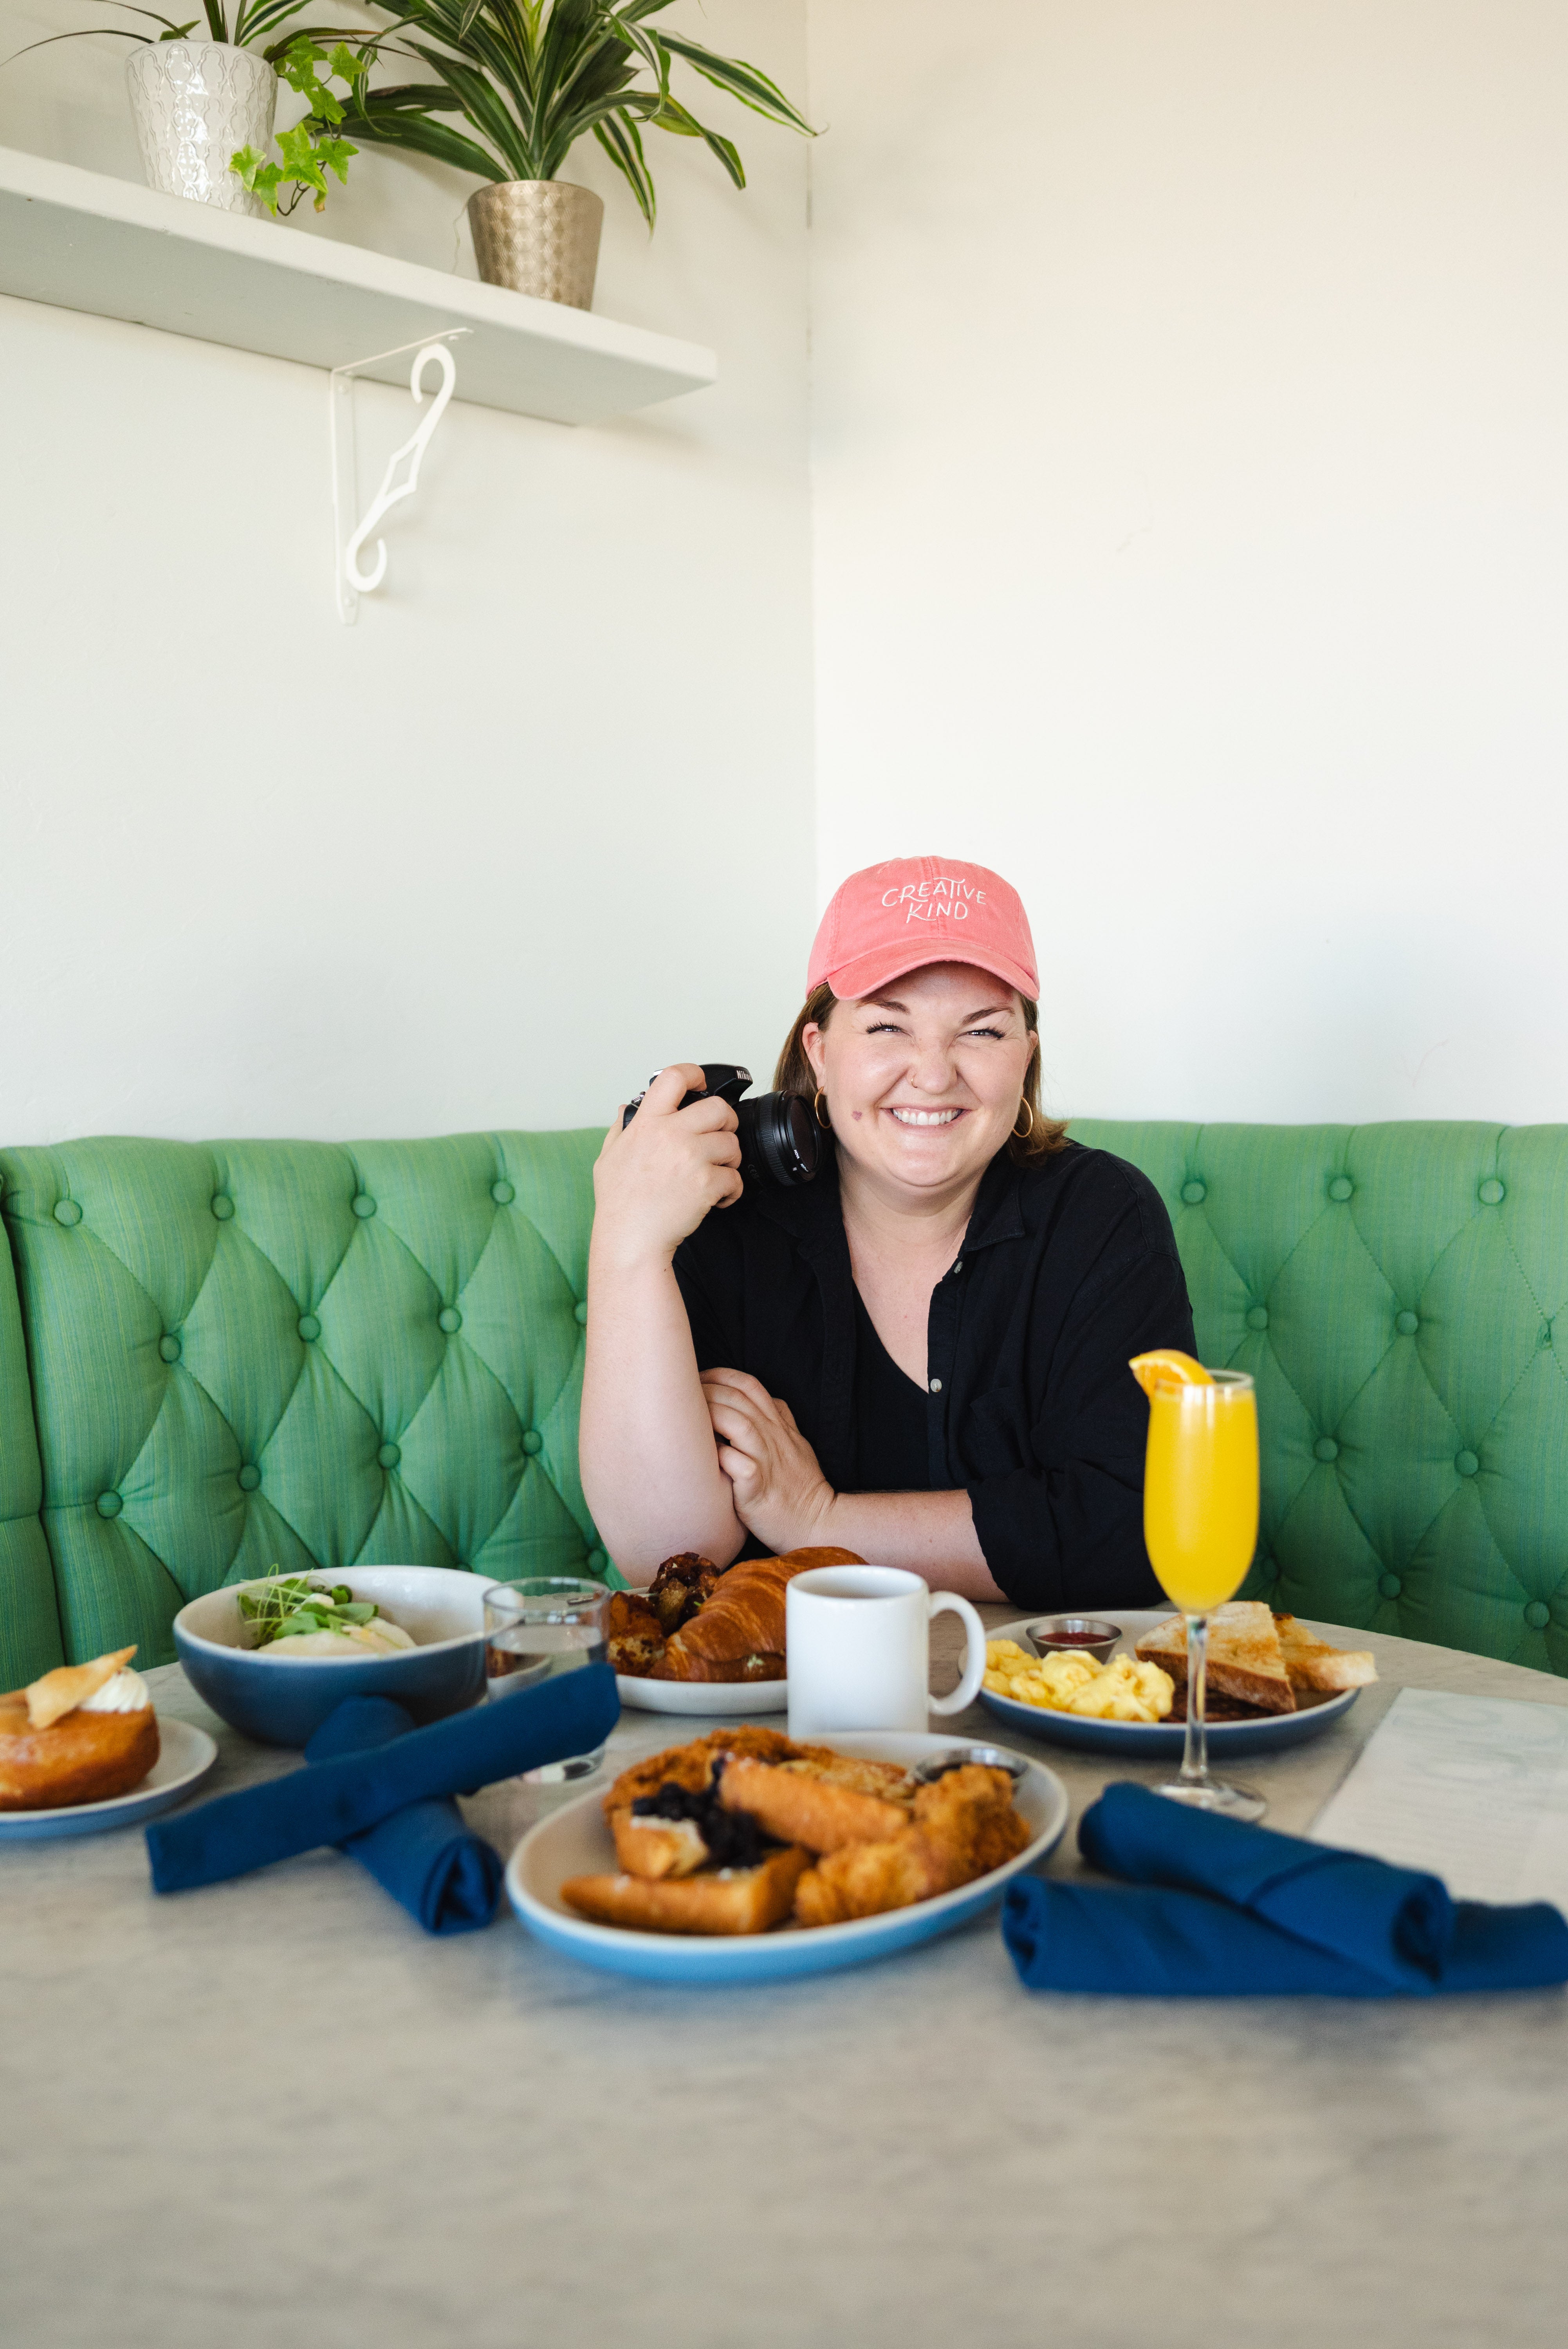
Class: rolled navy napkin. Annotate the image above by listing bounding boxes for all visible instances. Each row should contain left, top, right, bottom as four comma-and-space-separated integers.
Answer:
1003, 1781, 1568, 1997
304, 1696, 502, 1935
146, 1661, 618, 1895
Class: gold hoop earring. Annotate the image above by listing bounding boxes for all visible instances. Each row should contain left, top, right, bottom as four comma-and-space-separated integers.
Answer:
814, 1089, 832, 1132
1013, 1098, 1035, 1140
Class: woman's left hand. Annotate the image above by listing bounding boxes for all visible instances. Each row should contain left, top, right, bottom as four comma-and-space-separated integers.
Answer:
700, 1369, 836, 1554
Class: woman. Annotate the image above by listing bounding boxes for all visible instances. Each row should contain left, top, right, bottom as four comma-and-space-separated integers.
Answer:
580, 855, 1195, 1609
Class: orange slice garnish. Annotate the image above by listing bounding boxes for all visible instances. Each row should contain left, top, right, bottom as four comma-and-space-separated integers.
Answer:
1128, 1349, 1214, 1397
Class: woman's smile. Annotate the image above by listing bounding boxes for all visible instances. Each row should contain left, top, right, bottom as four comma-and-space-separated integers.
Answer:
885, 1106, 965, 1128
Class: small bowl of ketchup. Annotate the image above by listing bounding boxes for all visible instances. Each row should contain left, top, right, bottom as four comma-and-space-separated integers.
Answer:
1027, 1616, 1121, 1665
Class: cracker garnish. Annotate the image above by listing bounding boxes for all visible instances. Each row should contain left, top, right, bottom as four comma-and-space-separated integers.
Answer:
24, 1647, 137, 1731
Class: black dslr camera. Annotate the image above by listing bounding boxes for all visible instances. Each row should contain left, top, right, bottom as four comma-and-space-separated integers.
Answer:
621, 1063, 821, 1188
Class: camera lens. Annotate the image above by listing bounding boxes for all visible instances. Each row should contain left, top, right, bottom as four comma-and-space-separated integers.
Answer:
737, 1093, 821, 1187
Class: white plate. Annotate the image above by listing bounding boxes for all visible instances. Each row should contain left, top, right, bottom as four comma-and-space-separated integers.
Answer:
979, 1617, 1361, 1757
616, 1673, 789, 1715
506, 1730, 1068, 1983
0, 1716, 218, 1842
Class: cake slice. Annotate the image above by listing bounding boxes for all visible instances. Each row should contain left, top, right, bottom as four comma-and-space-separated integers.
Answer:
1275, 1615, 1378, 1692
1135, 1602, 1296, 1715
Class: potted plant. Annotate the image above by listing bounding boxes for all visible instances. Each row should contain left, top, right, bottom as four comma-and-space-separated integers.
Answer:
332, 0, 815, 307
13, 4, 370, 217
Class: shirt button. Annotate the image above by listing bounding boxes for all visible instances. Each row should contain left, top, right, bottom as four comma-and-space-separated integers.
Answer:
929, 1377, 942, 1393
951, 1259, 963, 1277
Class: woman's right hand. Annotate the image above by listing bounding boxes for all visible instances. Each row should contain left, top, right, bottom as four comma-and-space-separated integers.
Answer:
591, 1063, 743, 1267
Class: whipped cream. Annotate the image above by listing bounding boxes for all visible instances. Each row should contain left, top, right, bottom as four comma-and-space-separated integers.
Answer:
81, 1668, 152, 1714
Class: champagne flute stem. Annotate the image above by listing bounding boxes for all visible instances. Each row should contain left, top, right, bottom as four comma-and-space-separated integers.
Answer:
1179, 1611, 1209, 1786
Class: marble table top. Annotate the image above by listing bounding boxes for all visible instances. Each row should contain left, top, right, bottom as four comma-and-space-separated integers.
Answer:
5, 1609, 1568, 2349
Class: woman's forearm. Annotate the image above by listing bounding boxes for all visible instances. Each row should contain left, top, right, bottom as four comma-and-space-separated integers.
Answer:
580, 1248, 745, 1579
813, 1489, 1004, 1603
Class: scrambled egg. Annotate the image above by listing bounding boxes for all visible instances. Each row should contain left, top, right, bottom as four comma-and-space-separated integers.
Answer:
983, 1639, 1175, 1723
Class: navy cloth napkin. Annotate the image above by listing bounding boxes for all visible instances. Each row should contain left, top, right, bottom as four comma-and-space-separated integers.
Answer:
147, 1662, 618, 1894
303, 1696, 503, 1935
1003, 1781, 1568, 1997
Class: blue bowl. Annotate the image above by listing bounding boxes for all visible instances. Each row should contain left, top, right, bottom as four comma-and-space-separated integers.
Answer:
173, 1566, 489, 1748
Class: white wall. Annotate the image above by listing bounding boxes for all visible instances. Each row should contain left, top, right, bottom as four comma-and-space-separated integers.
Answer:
805, 0, 1568, 1125
0, 4, 815, 1143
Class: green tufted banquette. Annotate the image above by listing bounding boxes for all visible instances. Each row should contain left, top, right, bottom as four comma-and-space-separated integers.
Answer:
0, 1133, 616, 1684
0, 1121, 1565, 1689
1076, 1122, 1568, 1678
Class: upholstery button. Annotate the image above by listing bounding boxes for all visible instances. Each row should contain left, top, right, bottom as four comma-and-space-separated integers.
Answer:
1328, 1176, 1354, 1202
491, 1179, 515, 1205
1455, 1450, 1479, 1478
52, 1199, 82, 1226
587, 1548, 608, 1576
297, 1313, 321, 1342
574, 1301, 588, 1325
351, 1194, 377, 1220
158, 1334, 181, 1364
95, 1490, 123, 1519
1246, 1305, 1269, 1331
929, 1377, 943, 1393
522, 1431, 543, 1456
1379, 1571, 1402, 1599
1395, 1311, 1419, 1336
1181, 1180, 1206, 1205
1479, 1178, 1505, 1206
438, 1306, 462, 1334
237, 1464, 261, 1492
210, 1194, 235, 1221
1525, 1600, 1551, 1630
1314, 1437, 1339, 1463
377, 1442, 401, 1470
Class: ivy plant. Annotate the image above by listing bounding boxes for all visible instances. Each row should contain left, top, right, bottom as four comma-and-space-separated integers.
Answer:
231, 38, 372, 214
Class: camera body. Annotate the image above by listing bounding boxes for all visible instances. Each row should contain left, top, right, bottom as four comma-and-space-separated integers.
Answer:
621, 1062, 821, 1188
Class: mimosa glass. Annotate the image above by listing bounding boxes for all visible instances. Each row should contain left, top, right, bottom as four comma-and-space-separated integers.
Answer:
1143, 1368, 1265, 1820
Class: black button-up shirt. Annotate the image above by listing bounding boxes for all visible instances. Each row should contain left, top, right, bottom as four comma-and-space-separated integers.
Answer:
673, 1140, 1196, 1614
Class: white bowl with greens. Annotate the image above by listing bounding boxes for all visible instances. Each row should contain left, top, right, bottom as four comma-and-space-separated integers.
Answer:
173, 1567, 488, 1748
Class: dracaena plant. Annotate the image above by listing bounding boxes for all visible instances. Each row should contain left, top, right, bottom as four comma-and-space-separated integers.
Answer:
330, 0, 814, 229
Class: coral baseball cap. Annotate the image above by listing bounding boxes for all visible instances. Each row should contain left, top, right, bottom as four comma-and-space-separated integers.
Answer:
808, 857, 1039, 1003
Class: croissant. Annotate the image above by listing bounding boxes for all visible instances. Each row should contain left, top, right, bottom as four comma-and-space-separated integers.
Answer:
654, 1546, 863, 1682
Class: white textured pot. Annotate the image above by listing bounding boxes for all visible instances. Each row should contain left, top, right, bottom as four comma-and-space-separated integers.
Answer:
125, 41, 276, 217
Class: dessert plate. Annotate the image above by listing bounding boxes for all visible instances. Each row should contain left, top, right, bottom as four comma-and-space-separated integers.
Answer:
507, 1730, 1068, 1983
0, 1716, 218, 1842
978, 1618, 1360, 1758
616, 1673, 788, 1716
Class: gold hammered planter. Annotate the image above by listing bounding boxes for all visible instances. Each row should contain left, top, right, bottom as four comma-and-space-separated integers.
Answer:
467, 180, 604, 309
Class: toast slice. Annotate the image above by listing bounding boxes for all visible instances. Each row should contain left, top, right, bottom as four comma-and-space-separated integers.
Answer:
1275, 1615, 1378, 1692
1136, 1602, 1296, 1714
560, 1844, 811, 1936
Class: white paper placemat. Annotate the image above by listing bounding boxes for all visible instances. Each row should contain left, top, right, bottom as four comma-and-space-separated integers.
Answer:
1311, 1686, 1568, 1915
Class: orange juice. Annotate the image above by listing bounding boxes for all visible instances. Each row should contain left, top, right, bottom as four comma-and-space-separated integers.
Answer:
1143, 1377, 1259, 1613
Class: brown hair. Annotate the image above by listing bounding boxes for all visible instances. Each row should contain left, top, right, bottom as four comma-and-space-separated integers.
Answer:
773, 983, 1068, 1165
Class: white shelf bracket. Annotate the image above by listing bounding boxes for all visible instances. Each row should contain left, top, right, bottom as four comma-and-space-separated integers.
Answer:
330, 330, 470, 624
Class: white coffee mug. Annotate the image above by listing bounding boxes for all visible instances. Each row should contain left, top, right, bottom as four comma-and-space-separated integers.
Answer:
786, 1564, 988, 1738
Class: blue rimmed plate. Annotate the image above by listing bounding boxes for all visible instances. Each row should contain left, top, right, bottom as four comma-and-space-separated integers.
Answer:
506, 1730, 1068, 1983
978, 1618, 1361, 1758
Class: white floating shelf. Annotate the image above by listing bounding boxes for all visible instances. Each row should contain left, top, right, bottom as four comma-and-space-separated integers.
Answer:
0, 143, 716, 425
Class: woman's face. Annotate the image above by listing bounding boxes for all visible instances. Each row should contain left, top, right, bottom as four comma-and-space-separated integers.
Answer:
802, 963, 1037, 1204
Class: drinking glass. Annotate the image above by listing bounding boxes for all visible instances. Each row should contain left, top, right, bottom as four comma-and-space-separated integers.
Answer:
482, 1577, 610, 1784
1142, 1368, 1265, 1820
